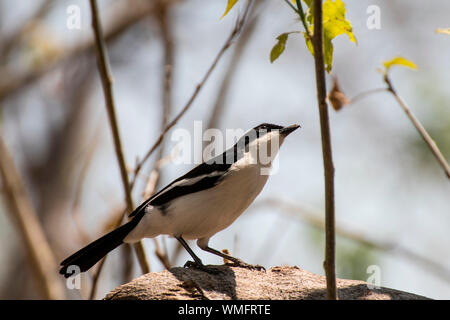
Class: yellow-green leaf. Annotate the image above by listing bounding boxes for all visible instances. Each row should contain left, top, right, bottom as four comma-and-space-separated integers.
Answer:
270, 33, 290, 63
323, 0, 356, 71
221, 0, 239, 19
304, 32, 314, 55
436, 28, 450, 35
302, 0, 356, 73
383, 56, 418, 72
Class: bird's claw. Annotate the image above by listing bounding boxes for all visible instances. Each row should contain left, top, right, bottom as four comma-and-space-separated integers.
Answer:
226, 260, 266, 271
183, 260, 220, 274
183, 260, 198, 269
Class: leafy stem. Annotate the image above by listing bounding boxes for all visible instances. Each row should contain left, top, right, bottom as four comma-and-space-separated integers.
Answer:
283, 0, 312, 41
312, 0, 338, 300
296, 0, 312, 40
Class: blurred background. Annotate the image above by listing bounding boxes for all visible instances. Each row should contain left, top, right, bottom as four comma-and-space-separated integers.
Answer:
0, 0, 449, 299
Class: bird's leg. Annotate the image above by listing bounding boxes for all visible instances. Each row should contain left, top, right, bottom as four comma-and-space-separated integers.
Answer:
175, 236, 219, 274
199, 245, 265, 271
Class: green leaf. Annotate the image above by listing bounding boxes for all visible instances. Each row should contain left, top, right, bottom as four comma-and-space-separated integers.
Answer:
270, 33, 290, 63
302, 0, 356, 73
383, 56, 418, 72
323, 34, 334, 73
221, 0, 239, 19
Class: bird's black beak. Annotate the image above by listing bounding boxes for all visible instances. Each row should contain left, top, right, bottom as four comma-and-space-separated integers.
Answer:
280, 124, 300, 135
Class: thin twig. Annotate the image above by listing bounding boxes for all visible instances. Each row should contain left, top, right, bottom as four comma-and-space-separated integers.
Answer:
121, 0, 177, 273
141, 0, 177, 271
312, 0, 337, 300
88, 254, 107, 300
141, 154, 176, 270
349, 87, 388, 104
384, 74, 450, 179
206, 0, 261, 132
120, 241, 134, 285
89, 0, 149, 274
129, 0, 253, 189
296, 0, 312, 41
0, 136, 65, 300
70, 123, 101, 244
256, 198, 450, 284
284, 0, 312, 41
88, 207, 129, 300
156, 0, 174, 136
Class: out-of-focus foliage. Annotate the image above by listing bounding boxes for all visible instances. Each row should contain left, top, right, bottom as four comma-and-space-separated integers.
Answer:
435, 28, 450, 35
308, 228, 378, 281
383, 56, 418, 73
336, 240, 378, 281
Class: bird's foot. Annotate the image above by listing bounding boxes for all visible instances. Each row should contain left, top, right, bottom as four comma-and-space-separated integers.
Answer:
183, 260, 220, 275
226, 259, 265, 271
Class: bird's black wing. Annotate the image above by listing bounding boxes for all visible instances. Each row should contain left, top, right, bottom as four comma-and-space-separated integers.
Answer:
128, 161, 231, 217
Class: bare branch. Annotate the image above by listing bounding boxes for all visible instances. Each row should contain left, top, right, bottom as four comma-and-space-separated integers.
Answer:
88, 206, 130, 300
129, 0, 254, 189
88, 254, 107, 300
0, 1, 158, 102
348, 88, 388, 104
89, 0, 149, 274
141, 153, 176, 270
384, 74, 450, 179
0, 136, 65, 299
206, 0, 261, 132
70, 124, 101, 245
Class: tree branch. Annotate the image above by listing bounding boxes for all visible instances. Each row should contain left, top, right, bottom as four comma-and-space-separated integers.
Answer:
143, 0, 177, 271
0, 1, 158, 102
384, 74, 450, 179
0, 136, 65, 300
206, 0, 261, 132
129, 0, 253, 189
312, 0, 337, 300
89, 0, 149, 274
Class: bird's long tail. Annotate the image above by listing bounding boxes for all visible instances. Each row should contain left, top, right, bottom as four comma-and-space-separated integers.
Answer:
59, 213, 144, 278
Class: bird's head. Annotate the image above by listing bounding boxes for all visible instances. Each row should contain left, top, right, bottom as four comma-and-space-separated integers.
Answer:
230, 123, 300, 168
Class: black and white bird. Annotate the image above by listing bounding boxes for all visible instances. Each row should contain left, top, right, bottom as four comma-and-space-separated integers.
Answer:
59, 123, 299, 277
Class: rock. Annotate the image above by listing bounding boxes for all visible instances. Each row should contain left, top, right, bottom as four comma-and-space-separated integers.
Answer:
104, 265, 430, 300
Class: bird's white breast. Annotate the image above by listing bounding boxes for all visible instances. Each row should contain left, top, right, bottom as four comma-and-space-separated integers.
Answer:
167, 153, 269, 239
124, 132, 285, 243
124, 154, 270, 243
